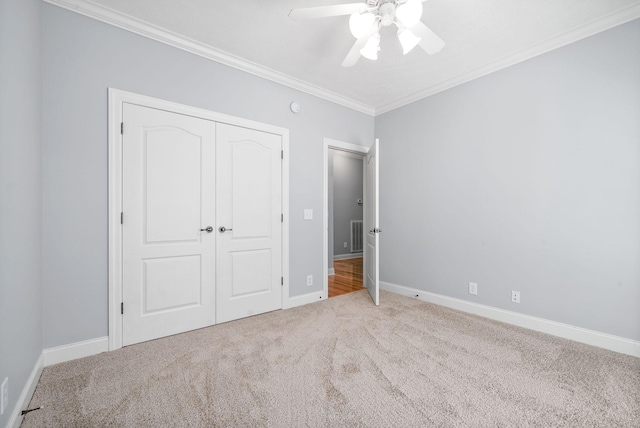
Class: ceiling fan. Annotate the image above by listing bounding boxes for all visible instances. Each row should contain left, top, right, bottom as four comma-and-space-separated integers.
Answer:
289, 0, 445, 67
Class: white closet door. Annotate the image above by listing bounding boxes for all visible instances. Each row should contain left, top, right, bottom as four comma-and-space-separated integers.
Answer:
122, 103, 216, 346
215, 123, 283, 323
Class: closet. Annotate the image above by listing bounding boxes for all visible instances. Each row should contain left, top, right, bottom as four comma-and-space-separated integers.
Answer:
118, 100, 284, 346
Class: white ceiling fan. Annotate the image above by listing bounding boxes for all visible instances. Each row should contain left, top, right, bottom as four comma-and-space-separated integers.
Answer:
289, 0, 445, 67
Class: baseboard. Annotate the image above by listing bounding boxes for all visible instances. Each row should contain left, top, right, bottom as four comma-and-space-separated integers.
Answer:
8, 352, 43, 428
7, 337, 109, 427
328, 268, 335, 276
284, 291, 324, 309
43, 336, 109, 367
333, 253, 363, 261
380, 281, 640, 358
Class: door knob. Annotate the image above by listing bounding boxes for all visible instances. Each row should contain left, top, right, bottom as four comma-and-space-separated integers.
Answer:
200, 226, 213, 233
219, 226, 233, 233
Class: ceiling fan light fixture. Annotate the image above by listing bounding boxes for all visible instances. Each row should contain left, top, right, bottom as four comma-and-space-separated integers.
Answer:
360, 33, 380, 60
349, 12, 376, 38
288, 0, 444, 66
398, 28, 421, 54
395, 0, 423, 28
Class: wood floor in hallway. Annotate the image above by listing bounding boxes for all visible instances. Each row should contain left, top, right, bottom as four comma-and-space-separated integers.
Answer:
328, 257, 363, 298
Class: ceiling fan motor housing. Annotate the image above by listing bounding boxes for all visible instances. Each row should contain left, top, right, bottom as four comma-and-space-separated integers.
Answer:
379, 2, 396, 27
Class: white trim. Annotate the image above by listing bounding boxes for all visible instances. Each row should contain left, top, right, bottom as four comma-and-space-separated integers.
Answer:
328, 268, 335, 276
380, 281, 640, 358
42, 0, 374, 116
44, 0, 640, 117
375, 3, 640, 115
8, 337, 109, 427
108, 88, 123, 351
108, 88, 290, 351
323, 139, 369, 301
324, 139, 371, 155
334, 253, 363, 261
281, 136, 291, 311
285, 291, 324, 309
43, 337, 109, 367
332, 149, 366, 160
7, 353, 43, 428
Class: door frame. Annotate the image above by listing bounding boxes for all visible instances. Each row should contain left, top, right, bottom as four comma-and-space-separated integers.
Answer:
108, 88, 290, 351
322, 138, 369, 300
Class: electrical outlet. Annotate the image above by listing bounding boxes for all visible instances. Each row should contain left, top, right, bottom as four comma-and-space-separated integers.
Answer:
469, 282, 478, 295
306, 275, 313, 286
511, 290, 520, 304
1, 377, 8, 415
343, 242, 348, 248
303, 209, 313, 220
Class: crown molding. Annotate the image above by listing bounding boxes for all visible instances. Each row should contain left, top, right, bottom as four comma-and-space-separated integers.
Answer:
42, 0, 376, 116
374, 3, 640, 115
43, 0, 639, 118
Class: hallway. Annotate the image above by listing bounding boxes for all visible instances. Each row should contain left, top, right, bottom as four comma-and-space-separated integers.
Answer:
328, 257, 363, 298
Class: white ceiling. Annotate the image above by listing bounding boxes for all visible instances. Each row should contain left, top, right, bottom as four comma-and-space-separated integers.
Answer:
47, 0, 640, 115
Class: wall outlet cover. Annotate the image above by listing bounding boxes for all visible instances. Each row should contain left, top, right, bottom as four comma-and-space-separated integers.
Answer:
511, 290, 521, 304
303, 209, 313, 220
307, 275, 313, 286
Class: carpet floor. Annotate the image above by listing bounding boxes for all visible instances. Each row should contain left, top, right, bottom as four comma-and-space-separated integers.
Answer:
23, 290, 639, 427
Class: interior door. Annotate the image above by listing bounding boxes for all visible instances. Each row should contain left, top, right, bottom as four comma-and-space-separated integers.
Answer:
365, 139, 380, 305
122, 103, 216, 346
215, 123, 283, 323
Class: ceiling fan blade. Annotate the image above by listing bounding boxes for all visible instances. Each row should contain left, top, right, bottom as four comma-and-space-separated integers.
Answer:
289, 3, 367, 20
341, 36, 369, 67
412, 21, 445, 54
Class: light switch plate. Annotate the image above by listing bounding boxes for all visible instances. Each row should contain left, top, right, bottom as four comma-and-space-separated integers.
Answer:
469, 282, 478, 295
304, 209, 313, 220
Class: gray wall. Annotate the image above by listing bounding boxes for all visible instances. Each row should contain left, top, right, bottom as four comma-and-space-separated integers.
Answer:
376, 19, 640, 341
0, 0, 43, 426
4, 2, 633, 368
41, 4, 374, 348
331, 150, 364, 256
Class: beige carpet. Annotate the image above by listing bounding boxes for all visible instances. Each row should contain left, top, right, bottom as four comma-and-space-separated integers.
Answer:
23, 290, 639, 427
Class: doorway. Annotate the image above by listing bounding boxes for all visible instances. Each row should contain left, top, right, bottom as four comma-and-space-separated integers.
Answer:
328, 148, 365, 297
322, 139, 370, 300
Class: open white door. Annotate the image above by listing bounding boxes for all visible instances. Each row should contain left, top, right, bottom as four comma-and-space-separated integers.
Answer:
364, 139, 380, 305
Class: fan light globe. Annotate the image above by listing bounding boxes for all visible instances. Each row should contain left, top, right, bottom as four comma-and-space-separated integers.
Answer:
398, 28, 421, 54
360, 33, 380, 60
349, 12, 375, 38
395, 0, 423, 28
